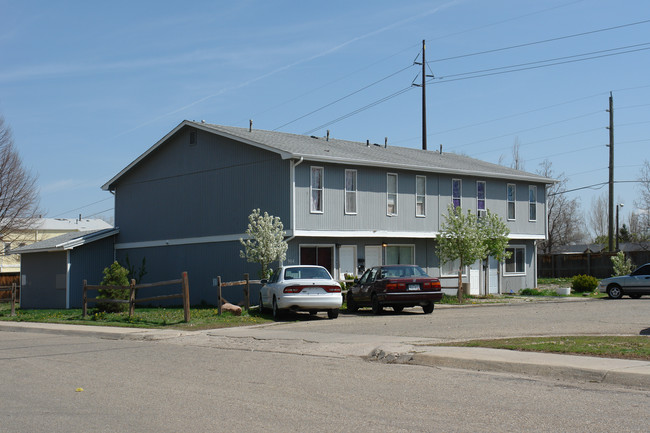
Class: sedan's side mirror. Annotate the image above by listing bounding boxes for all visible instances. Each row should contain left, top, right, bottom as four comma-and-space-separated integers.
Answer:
353, 278, 359, 284
260, 279, 268, 285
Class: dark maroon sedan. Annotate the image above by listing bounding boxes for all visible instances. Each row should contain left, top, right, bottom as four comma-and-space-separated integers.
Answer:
347, 265, 442, 314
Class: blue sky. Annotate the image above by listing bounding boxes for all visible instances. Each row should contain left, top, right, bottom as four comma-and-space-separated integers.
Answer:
0, 0, 648, 239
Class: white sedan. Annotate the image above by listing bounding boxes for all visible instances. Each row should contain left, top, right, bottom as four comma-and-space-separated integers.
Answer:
259, 265, 342, 320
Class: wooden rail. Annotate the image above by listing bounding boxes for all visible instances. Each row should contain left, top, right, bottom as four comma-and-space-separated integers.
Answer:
0, 283, 18, 316
83, 272, 190, 322
215, 273, 262, 315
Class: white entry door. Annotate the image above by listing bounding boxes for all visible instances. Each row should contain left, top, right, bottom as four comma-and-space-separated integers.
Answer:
469, 267, 480, 296
339, 245, 357, 278
365, 246, 382, 270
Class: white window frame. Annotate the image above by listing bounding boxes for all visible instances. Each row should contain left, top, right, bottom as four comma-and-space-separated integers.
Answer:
452, 178, 462, 209
310, 166, 324, 214
529, 185, 537, 222
504, 245, 526, 275
344, 169, 357, 215
507, 183, 516, 221
477, 180, 486, 218
416, 175, 426, 217
387, 173, 398, 216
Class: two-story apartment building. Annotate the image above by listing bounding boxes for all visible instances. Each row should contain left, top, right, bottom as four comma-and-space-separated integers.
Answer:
102, 120, 553, 304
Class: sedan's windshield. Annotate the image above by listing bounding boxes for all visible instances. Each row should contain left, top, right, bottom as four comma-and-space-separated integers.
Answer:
284, 267, 332, 280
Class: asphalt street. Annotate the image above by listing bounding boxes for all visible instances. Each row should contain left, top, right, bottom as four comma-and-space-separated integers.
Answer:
0, 298, 649, 432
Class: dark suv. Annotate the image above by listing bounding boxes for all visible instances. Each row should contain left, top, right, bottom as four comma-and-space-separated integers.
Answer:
347, 265, 443, 314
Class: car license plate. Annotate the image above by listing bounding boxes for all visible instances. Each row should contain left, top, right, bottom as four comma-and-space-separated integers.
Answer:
408, 284, 420, 291
302, 287, 320, 294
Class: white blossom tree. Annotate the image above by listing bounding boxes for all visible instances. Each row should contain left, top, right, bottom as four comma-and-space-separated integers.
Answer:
239, 209, 288, 279
436, 206, 487, 302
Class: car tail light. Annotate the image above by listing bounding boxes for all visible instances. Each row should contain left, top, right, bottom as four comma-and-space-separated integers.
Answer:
283, 286, 304, 293
422, 280, 441, 290
386, 282, 406, 291
324, 285, 341, 293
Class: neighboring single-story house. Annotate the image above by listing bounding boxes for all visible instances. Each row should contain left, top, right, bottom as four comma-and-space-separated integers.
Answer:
12, 228, 118, 308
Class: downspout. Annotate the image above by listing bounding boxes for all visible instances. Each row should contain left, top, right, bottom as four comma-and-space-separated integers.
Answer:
284, 157, 304, 254
66, 250, 71, 309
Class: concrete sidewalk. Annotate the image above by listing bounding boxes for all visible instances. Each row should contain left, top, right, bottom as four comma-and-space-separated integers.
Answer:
1, 320, 649, 390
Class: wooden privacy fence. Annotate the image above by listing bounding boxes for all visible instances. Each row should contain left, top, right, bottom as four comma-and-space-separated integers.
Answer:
83, 272, 191, 322
215, 273, 261, 315
0, 283, 18, 316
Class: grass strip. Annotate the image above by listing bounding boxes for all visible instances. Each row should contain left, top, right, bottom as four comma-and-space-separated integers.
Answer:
439, 336, 650, 361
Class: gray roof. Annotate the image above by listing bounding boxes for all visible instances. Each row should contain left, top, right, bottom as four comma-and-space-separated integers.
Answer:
10, 228, 119, 254
103, 120, 555, 190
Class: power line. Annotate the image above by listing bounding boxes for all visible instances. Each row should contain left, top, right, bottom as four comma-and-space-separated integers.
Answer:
432, 43, 650, 83
550, 180, 640, 196
273, 65, 414, 131
52, 197, 113, 218
426, 19, 650, 64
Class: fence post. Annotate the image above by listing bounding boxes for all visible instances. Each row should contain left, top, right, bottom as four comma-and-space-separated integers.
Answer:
182, 272, 190, 323
129, 279, 136, 318
217, 276, 222, 316
244, 273, 250, 311
10, 282, 16, 317
82, 280, 88, 318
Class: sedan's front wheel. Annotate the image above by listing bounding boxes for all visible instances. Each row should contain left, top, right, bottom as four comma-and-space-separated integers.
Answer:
371, 294, 383, 315
607, 284, 623, 299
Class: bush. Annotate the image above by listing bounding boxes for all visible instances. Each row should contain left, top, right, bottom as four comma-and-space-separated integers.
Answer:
97, 262, 131, 313
519, 288, 558, 296
571, 274, 598, 293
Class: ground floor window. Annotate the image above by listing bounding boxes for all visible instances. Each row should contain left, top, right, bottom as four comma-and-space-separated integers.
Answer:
385, 245, 414, 265
505, 246, 525, 274
440, 258, 468, 277
300, 246, 333, 275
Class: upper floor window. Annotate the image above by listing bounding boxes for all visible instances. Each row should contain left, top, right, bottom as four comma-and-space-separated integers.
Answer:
452, 179, 461, 209
416, 175, 426, 217
345, 169, 357, 215
387, 173, 398, 216
507, 183, 516, 220
310, 167, 324, 213
505, 246, 525, 274
529, 185, 537, 221
477, 181, 486, 217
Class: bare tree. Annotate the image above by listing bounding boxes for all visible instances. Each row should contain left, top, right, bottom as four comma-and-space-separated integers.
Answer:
0, 116, 40, 244
511, 137, 525, 171
587, 192, 608, 242
537, 160, 584, 253
634, 160, 650, 239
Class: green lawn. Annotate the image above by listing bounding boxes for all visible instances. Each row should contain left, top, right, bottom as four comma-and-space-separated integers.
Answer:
439, 336, 650, 361
0, 303, 272, 330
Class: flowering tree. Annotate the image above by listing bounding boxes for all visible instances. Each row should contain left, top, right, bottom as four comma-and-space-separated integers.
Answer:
239, 209, 288, 279
436, 206, 487, 302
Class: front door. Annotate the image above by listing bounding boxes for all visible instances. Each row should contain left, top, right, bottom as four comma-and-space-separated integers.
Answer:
339, 245, 356, 279
300, 246, 334, 276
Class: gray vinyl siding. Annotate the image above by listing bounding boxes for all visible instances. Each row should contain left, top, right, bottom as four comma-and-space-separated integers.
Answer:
20, 252, 67, 309
501, 239, 537, 293
295, 163, 545, 237
69, 236, 116, 308
114, 127, 291, 243
296, 164, 441, 232
117, 240, 261, 306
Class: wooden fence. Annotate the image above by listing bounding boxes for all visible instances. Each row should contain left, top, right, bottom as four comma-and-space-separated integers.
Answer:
83, 272, 190, 322
0, 283, 18, 316
216, 273, 261, 315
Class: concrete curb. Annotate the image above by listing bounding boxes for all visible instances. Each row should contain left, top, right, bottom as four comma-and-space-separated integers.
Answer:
0, 321, 184, 340
408, 346, 650, 389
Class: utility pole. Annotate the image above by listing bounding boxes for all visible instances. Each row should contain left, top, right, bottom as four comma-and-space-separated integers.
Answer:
413, 40, 434, 151
607, 92, 614, 252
